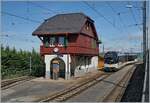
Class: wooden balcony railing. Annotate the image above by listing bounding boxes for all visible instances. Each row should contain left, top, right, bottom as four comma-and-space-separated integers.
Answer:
40, 45, 99, 56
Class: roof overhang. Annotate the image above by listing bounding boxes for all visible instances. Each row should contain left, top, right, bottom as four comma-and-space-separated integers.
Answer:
32, 32, 79, 36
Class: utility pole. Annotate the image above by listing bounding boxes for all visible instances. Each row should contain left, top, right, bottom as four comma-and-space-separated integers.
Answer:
143, 0, 146, 66
29, 56, 32, 75
103, 44, 104, 54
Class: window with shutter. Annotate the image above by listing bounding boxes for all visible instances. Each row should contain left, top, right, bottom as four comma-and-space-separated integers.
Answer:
43, 37, 50, 48
50, 37, 56, 47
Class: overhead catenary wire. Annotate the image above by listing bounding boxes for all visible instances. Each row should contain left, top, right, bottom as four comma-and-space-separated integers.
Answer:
105, 2, 124, 31
126, 23, 143, 27
1, 11, 38, 43
7, 37, 35, 43
29, 1, 59, 14
1, 8, 61, 47
127, 1, 138, 23
105, 1, 143, 52
1, 32, 36, 42
2, 11, 41, 23
29, 1, 77, 31
2, 2, 143, 53
127, 2, 142, 30
83, 1, 133, 51
105, 2, 117, 27
129, 11, 142, 30
83, 1, 124, 34
2, 2, 57, 50
105, 2, 116, 14
105, 1, 132, 35
117, 13, 131, 35
2, 35, 36, 44
83, 2, 115, 27
26, 0, 30, 22
135, 2, 142, 23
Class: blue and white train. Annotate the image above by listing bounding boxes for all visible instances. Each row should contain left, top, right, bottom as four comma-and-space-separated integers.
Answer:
104, 51, 137, 72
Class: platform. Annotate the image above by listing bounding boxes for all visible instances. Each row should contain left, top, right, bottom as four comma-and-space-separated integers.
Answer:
66, 64, 136, 102
1, 69, 103, 102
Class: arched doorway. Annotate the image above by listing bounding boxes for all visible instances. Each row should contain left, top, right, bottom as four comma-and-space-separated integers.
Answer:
50, 57, 65, 79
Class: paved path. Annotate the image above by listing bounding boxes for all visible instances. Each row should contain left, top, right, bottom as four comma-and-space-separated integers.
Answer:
1, 63, 135, 102
1, 70, 102, 102
66, 64, 135, 102
1, 78, 71, 102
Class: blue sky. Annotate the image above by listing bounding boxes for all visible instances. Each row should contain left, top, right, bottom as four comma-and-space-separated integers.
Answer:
1, 1, 143, 53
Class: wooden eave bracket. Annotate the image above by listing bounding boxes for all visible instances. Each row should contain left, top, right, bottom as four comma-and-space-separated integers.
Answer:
38, 36, 43, 42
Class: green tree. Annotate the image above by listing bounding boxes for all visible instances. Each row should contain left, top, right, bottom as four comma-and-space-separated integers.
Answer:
1, 45, 45, 79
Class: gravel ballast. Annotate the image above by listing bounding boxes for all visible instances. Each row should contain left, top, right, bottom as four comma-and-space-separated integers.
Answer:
121, 63, 145, 102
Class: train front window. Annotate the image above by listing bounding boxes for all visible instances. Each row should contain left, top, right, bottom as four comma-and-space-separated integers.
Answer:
105, 52, 117, 58
104, 52, 118, 64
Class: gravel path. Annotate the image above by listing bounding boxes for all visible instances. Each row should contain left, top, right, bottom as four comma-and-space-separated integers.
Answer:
121, 63, 145, 102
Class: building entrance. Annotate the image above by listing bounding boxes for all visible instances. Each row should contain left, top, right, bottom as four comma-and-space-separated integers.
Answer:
50, 58, 65, 79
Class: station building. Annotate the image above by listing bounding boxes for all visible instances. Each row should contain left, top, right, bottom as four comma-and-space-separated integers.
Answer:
32, 13, 100, 80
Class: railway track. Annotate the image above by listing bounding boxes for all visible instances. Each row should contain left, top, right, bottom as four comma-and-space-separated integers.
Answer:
1, 76, 35, 90
38, 73, 111, 102
37, 62, 137, 102
102, 64, 137, 102
1, 62, 135, 102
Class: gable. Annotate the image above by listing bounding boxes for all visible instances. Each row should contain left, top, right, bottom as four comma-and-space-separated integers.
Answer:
81, 21, 98, 39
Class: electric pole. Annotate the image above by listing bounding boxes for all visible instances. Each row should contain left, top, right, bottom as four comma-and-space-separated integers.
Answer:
143, 0, 146, 66
103, 44, 104, 54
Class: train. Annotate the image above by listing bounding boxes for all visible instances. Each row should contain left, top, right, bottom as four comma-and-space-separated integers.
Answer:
104, 51, 137, 72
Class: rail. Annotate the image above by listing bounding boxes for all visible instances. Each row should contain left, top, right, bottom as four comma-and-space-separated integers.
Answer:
36, 61, 137, 102
1, 76, 35, 90
38, 73, 111, 102
103, 64, 137, 102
